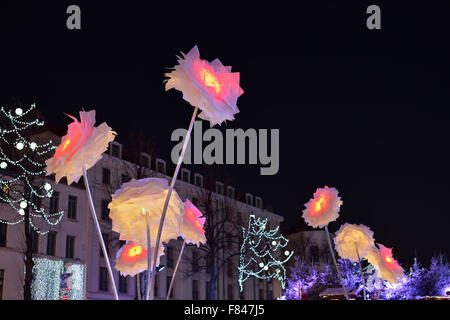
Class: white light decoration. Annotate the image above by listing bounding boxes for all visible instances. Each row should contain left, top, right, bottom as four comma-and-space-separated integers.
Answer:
285, 250, 290, 256
16, 141, 24, 150
238, 215, 294, 292
44, 182, 52, 191
0, 103, 63, 234
31, 258, 85, 300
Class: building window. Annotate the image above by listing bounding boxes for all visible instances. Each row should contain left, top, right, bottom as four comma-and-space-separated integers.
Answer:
121, 174, 130, 184
156, 159, 166, 174
47, 231, 56, 256
258, 288, 264, 300
99, 267, 108, 291
215, 182, 224, 195
181, 169, 190, 183
31, 229, 39, 253
140, 153, 151, 168
65, 235, 75, 259
0, 224, 6, 247
110, 142, 122, 159
166, 246, 173, 268
268, 289, 273, 300
255, 197, 263, 209
154, 274, 158, 297
50, 191, 59, 214
227, 186, 235, 199
31, 188, 42, 208
245, 193, 253, 206
206, 281, 211, 300
102, 168, 111, 185
68, 195, 77, 220
100, 233, 109, 257
119, 275, 127, 293
101, 200, 110, 221
0, 269, 4, 300
227, 261, 233, 277
226, 232, 233, 250
192, 280, 199, 300
309, 245, 319, 263
192, 252, 198, 272
194, 174, 203, 188
166, 276, 174, 298
227, 284, 233, 300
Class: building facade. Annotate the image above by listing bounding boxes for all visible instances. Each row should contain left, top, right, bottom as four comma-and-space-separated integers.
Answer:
0, 137, 286, 300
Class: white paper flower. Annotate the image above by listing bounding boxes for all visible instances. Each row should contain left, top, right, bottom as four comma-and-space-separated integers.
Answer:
302, 186, 342, 228
165, 45, 244, 126
366, 244, 404, 283
45, 110, 116, 185
334, 223, 376, 262
179, 199, 206, 247
108, 178, 184, 247
115, 241, 165, 277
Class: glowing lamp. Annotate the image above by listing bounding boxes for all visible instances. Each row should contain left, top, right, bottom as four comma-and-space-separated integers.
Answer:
30, 142, 37, 150
44, 183, 52, 191
165, 45, 244, 127
259, 263, 264, 268
0, 162, 7, 169
302, 186, 342, 229
20, 201, 28, 209
16, 142, 24, 150
15, 108, 23, 116
18, 209, 25, 216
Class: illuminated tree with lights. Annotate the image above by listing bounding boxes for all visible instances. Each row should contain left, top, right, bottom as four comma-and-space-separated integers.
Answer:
0, 102, 64, 299
238, 215, 293, 298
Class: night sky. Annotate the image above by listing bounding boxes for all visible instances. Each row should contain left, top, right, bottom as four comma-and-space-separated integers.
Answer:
1, 1, 449, 267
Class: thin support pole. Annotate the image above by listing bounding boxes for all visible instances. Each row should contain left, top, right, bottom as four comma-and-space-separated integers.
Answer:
355, 245, 366, 300
324, 225, 349, 300
82, 164, 119, 300
150, 106, 199, 299
166, 239, 186, 300
137, 273, 141, 300
145, 210, 152, 300
377, 279, 382, 300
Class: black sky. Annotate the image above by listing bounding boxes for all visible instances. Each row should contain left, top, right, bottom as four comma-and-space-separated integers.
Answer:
0, 1, 449, 267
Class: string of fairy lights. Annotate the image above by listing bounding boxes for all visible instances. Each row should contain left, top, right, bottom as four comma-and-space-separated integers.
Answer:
0, 103, 64, 234
238, 215, 294, 292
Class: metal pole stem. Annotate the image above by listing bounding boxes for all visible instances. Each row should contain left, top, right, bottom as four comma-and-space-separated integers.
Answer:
355, 245, 366, 300
146, 210, 152, 300
150, 106, 198, 299
82, 164, 119, 300
324, 225, 349, 300
166, 239, 186, 300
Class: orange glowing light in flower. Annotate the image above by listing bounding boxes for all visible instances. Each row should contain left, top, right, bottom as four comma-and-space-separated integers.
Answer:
184, 205, 205, 234
200, 68, 221, 93
121, 242, 147, 263
314, 194, 327, 214
127, 245, 143, 258
311, 192, 330, 216
379, 244, 402, 271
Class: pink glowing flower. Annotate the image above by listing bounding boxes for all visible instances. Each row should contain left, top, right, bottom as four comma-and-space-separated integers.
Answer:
179, 199, 206, 247
108, 178, 184, 247
334, 223, 375, 262
302, 186, 342, 228
165, 45, 244, 126
367, 244, 404, 283
115, 241, 165, 277
45, 110, 116, 185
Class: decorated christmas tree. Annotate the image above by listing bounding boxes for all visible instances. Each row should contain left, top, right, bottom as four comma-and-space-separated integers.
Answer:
0, 102, 64, 299
238, 215, 293, 296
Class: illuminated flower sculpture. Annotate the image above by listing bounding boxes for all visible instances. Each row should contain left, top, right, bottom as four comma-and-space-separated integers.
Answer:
150, 45, 243, 300
165, 45, 244, 126
108, 178, 184, 247
179, 199, 206, 246
45, 110, 116, 185
302, 186, 342, 229
367, 244, 404, 283
115, 241, 165, 277
334, 223, 375, 262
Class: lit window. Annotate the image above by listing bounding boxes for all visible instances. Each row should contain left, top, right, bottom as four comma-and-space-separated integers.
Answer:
216, 182, 224, 195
